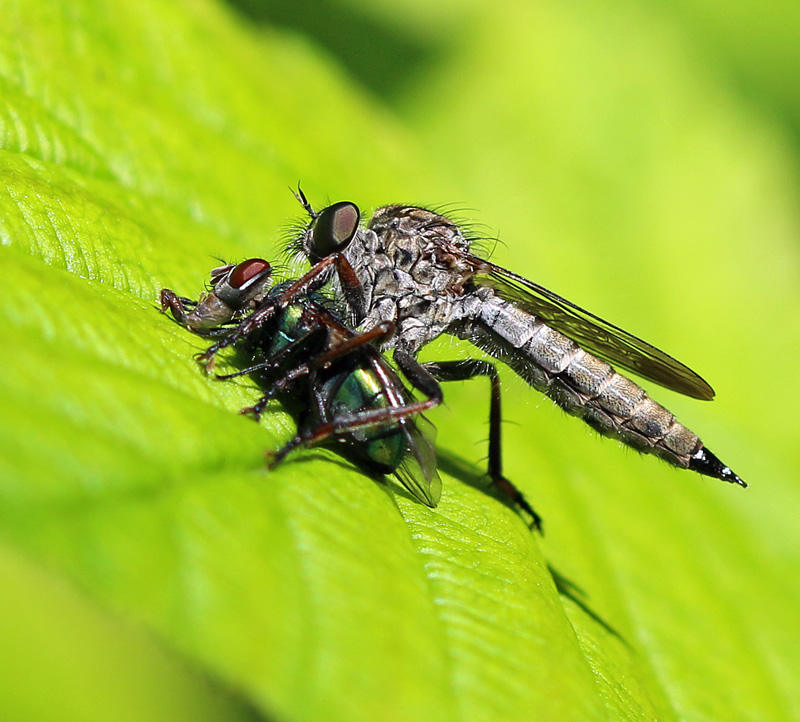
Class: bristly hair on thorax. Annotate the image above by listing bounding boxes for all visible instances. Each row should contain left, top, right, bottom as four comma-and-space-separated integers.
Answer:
423, 203, 503, 261
281, 189, 504, 272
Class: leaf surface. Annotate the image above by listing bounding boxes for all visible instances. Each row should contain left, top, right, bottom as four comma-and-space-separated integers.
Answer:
1, 1, 799, 722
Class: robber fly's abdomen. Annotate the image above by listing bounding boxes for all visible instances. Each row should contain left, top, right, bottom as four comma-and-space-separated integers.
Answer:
472, 298, 703, 468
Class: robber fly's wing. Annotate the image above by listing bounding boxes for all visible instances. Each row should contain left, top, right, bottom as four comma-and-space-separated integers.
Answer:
474, 262, 715, 400
394, 414, 442, 508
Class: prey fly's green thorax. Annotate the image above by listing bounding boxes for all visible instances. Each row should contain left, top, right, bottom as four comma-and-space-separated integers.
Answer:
161, 255, 442, 511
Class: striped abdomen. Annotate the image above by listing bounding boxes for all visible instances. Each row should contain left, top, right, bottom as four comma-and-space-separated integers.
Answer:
464, 297, 703, 469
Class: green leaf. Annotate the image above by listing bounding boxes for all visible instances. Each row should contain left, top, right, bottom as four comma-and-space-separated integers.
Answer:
2, 1, 799, 722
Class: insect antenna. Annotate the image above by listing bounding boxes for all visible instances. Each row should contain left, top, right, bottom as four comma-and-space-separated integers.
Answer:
292, 184, 318, 219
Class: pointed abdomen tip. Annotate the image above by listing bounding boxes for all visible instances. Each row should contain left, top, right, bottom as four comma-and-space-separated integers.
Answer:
690, 447, 746, 487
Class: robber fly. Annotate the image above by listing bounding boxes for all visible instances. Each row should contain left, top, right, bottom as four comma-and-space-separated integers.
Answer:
287, 191, 746, 527
161, 258, 442, 508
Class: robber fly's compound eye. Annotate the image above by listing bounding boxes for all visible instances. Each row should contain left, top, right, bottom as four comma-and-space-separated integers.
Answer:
229, 258, 271, 289
311, 202, 360, 257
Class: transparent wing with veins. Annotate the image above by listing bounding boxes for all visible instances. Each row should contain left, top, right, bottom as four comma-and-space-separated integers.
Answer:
473, 261, 715, 400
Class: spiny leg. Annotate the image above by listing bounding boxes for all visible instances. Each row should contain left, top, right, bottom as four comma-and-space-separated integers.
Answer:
241, 323, 399, 421
419, 358, 542, 532
214, 328, 326, 381
266, 381, 440, 469
238, 323, 435, 468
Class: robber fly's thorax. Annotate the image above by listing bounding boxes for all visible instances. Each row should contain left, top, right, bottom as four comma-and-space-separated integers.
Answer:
340, 206, 487, 354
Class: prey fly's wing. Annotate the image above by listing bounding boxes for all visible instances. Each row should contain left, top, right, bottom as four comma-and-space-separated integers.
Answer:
474, 261, 715, 400
393, 414, 442, 508
365, 348, 442, 508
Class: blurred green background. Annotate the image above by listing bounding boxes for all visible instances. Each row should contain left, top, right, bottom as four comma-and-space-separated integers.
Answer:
0, 0, 798, 721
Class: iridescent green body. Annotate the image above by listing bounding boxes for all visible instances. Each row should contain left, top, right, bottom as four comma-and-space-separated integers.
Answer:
263, 289, 406, 473
323, 358, 406, 471
237, 282, 437, 496
162, 260, 441, 511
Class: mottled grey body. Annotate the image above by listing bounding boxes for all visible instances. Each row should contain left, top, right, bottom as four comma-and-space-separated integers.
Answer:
318, 205, 706, 472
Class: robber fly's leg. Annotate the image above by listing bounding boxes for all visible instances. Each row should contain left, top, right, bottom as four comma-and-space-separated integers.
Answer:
267, 393, 439, 470
312, 321, 394, 369
225, 330, 329, 419
268, 401, 446, 468
267, 341, 441, 470
201, 257, 366, 371
221, 315, 394, 424
284, 326, 440, 429
221, 320, 333, 384
160, 288, 198, 325
273, 321, 400, 405
233, 319, 397, 400
421, 358, 542, 532
197, 300, 280, 371
278, 254, 366, 323
239, 360, 320, 420
333, 254, 367, 324
248, 322, 412, 450
393, 347, 445, 408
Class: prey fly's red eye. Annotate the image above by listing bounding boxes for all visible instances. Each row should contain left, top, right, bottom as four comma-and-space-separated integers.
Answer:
229, 259, 270, 288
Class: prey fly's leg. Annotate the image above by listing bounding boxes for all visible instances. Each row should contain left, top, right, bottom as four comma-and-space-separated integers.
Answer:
212, 326, 330, 420
241, 395, 271, 422
399, 351, 542, 532
160, 289, 198, 324
214, 326, 329, 381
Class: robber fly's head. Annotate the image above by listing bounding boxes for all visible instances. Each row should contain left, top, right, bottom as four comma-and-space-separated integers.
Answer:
188, 258, 273, 329
300, 201, 361, 264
